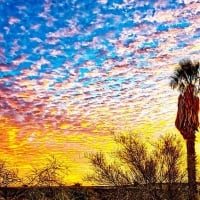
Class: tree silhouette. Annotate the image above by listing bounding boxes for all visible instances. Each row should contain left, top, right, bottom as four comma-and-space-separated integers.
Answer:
25, 155, 70, 200
0, 160, 21, 200
87, 133, 186, 200
170, 59, 200, 200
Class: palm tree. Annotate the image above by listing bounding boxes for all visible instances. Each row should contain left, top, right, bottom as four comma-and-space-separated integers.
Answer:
170, 59, 199, 200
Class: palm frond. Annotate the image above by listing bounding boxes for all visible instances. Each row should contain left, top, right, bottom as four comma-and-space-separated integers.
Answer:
179, 59, 199, 83
169, 76, 178, 89
170, 59, 200, 93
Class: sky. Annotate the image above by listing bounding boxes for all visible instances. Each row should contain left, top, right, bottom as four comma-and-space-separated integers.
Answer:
0, 0, 200, 185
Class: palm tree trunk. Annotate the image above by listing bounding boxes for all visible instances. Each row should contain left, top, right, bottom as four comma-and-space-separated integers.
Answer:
186, 137, 197, 200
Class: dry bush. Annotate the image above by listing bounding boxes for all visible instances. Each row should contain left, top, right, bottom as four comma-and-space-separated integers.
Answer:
86, 133, 187, 200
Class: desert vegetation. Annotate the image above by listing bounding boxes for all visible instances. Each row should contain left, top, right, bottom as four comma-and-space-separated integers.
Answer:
0, 133, 191, 200
86, 133, 188, 200
0, 134, 199, 199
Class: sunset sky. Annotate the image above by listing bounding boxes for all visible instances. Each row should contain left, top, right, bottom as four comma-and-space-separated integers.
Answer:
1, 0, 200, 185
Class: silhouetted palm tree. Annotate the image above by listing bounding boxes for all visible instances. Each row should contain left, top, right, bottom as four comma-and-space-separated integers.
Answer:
170, 59, 199, 200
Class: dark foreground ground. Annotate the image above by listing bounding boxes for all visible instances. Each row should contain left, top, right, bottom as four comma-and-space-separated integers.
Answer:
0, 183, 198, 200
0, 185, 123, 200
